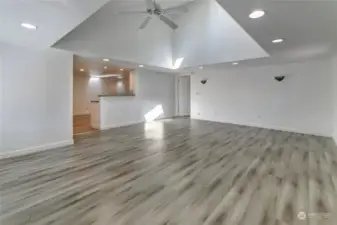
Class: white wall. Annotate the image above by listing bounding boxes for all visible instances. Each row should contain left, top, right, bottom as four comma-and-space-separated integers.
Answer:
100, 69, 175, 129
172, 0, 268, 68
89, 102, 100, 129
191, 59, 333, 136
87, 76, 103, 102
332, 55, 337, 142
0, 50, 3, 150
73, 74, 89, 115
0, 43, 73, 155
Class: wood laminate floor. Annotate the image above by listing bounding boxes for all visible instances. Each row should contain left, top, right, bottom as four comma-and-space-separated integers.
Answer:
1, 118, 337, 225
73, 115, 97, 135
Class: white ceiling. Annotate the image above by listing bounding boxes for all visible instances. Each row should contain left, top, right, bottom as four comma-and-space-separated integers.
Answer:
172, 0, 268, 68
52, 0, 179, 69
53, 0, 269, 69
1, 0, 337, 71
214, 0, 337, 67
0, 0, 111, 48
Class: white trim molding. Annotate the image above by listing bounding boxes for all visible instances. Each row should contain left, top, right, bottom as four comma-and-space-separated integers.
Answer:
192, 118, 331, 138
0, 140, 74, 159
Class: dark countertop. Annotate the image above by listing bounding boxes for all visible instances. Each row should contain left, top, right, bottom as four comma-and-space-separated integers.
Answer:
99, 94, 135, 97
92, 94, 136, 103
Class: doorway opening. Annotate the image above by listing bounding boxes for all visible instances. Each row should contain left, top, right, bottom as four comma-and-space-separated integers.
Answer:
177, 75, 191, 117
72, 55, 135, 136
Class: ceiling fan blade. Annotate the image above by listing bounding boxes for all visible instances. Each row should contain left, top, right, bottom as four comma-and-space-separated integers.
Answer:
139, 17, 152, 29
118, 10, 148, 15
159, 15, 178, 30
145, 0, 155, 9
163, 5, 189, 14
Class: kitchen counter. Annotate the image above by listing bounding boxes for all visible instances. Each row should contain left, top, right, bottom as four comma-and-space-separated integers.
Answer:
99, 94, 135, 97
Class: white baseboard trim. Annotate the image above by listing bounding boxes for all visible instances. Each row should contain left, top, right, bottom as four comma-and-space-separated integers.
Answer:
0, 140, 74, 159
192, 117, 331, 137
173, 115, 190, 118
101, 120, 144, 130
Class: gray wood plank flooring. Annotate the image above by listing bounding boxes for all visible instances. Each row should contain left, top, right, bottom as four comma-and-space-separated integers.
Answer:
1, 118, 337, 225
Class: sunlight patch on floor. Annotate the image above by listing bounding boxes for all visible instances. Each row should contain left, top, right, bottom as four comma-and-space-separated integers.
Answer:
144, 105, 164, 122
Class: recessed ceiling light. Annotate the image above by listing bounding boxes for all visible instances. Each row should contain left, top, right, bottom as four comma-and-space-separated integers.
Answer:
199, 66, 203, 69
232, 62, 239, 65
272, 38, 284, 43
104, 66, 107, 69
21, 23, 37, 30
120, 69, 124, 71
249, 10, 265, 19
139, 65, 144, 68
80, 69, 85, 72
103, 58, 110, 62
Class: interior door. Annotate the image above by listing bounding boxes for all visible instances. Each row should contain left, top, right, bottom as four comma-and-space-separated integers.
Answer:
178, 76, 191, 116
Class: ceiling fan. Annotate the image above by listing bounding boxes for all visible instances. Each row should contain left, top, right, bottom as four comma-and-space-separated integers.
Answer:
119, 0, 191, 30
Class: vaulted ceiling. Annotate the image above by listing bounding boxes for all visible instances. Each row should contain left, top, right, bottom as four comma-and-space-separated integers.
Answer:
0, 0, 111, 48
53, 0, 178, 69
53, 0, 269, 69
1, 0, 337, 70
215, 0, 337, 67
172, 0, 268, 68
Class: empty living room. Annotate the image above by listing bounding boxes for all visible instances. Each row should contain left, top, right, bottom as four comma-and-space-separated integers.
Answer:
1, 0, 337, 224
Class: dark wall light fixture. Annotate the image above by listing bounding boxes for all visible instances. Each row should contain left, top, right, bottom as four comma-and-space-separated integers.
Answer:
201, 79, 208, 84
274, 76, 285, 82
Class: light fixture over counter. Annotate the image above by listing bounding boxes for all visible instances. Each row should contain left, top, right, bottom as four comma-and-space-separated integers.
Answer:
91, 74, 123, 79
